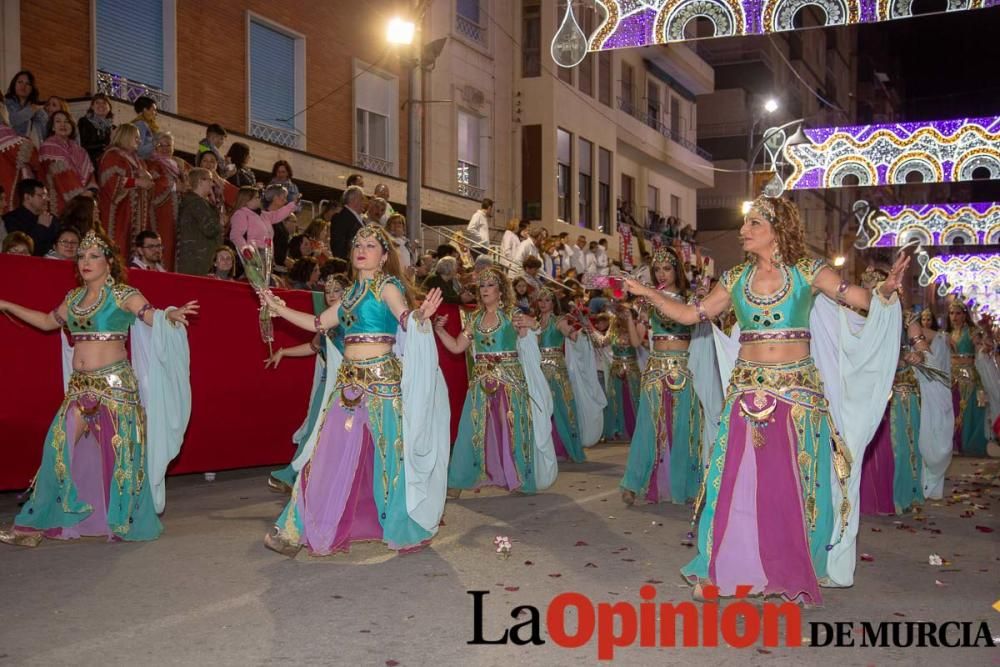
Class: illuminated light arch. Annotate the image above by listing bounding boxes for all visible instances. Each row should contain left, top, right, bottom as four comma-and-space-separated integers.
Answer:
887, 152, 944, 184
824, 156, 878, 187
865, 202, 1000, 247
784, 116, 1000, 190
587, 0, 999, 50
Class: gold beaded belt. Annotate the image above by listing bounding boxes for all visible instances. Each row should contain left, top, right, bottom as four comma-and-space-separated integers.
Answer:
66, 359, 139, 405
540, 347, 563, 358
335, 353, 402, 404
652, 333, 691, 342
71, 332, 128, 342
739, 329, 811, 344
474, 351, 519, 362
344, 334, 396, 345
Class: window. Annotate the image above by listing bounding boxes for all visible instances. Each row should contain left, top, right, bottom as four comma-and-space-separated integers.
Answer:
522, 125, 542, 220
456, 0, 486, 46
646, 81, 660, 129
598, 52, 611, 106
557, 128, 572, 222
598, 148, 611, 233
248, 18, 304, 148
578, 138, 593, 228
457, 110, 482, 198
647, 185, 659, 224
620, 62, 634, 115
670, 194, 681, 219
670, 96, 681, 138
522, 0, 541, 78
95, 0, 171, 108
621, 173, 635, 221
354, 63, 397, 174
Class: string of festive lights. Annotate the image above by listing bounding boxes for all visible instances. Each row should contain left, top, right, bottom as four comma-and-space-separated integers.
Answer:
856, 201, 1000, 247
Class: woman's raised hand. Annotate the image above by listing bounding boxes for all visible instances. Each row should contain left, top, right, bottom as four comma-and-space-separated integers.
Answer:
417, 287, 443, 321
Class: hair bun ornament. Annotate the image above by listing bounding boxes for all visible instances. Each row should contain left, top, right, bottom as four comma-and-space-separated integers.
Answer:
79, 229, 112, 257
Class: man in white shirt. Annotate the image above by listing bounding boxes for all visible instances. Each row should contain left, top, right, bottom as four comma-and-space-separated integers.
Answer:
595, 238, 610, 276
571, 235, 588, 275
633, 251, 652, 284
465, 198, 493, 249
584, 241, 598, 276
515, 227, 541, 268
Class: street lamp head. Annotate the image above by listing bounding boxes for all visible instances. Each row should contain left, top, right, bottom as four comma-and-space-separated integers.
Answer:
741, 201, 754, 216
764, 98, 779, 114
833, 255, 846, 267
387, 17, 416, 45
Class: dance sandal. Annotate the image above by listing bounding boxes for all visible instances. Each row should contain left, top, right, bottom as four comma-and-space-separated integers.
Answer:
621, 489, 636, 506
0, 528, 42, 548
267, 475, 292, 494
264, 530, 301, 558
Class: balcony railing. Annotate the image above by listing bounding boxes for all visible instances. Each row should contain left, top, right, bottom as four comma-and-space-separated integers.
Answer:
356, 152, 393, 175
96, 70, 169, 108
456, 13, 487, 47
457, 160, 485, 200
617, 97, 713, 161
249, 120, 300, 149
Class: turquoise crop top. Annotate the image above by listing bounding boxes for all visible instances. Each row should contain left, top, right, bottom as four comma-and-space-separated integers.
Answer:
65, 284, 138, 339
539, 315, 566, 349
338, 275, 402, 337
468, 308, 520, 354
720, 257, 826, 334
648, 292, 691, 338
953, 328, 976, 355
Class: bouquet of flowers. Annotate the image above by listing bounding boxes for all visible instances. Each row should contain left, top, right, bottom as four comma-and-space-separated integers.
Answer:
237, 241, 276, 354
493, 535, 512, 559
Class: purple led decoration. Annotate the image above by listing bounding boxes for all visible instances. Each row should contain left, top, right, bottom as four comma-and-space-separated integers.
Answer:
866, 202, 1000, 247
783, 116, 1000, 190
588, 1, 1000, 50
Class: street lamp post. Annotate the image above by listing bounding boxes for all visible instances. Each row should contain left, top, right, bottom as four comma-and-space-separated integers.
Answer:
746, 97, 779, 198
387, 15, 422, 244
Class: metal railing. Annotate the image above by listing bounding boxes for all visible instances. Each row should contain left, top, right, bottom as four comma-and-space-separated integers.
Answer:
356, 152, 394, 175
455, 13, 487, 46
616, 97, 713, 161
249, 120, 300, 149
96, 70, 169, 108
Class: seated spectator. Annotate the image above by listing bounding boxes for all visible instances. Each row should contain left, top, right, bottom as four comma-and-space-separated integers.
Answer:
287, 233, 309, 262
385, 213, 411, 269
77, 94, 114, 169
320, 257, 349, 282
422, 256, 466, 304
131, 96, 159, 159
373, 183, 394, 223
273, 213, 298, 271
176, 167, 223, 276
522, 255, 544, 289
45, 225, 80, 260
40, 110, 97, 215
269, 160, 300, 207
194, 150, 235, 212
2, 179, 58, 256
226, 142, 255, 187
301, 218, 331, 262
198, 123, 236, 177
130, 230, 166, 271
206, 245, 237, 280
61, 194, 100, 236
43, 96, 71, 118
2, 230, 34, 255
366, 196, 388, 225
513, 276, 533, 313
4, 70, 46, 145
413, 252, 434, 282
289, 256, 320, 290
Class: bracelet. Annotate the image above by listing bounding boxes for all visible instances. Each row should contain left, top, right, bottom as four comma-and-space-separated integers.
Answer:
692, 298, 709, 323
308, 338, 321, 354
836, 280, 849, 304
137, 303, 154, 321
872, 281, 897, 305
908, 334, 926, 346
51, 309, 66, 328
398, 309, 411, 332
314, 315, 326, 335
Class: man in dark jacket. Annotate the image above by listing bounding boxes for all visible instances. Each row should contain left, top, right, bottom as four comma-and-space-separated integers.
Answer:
328, 185, 366, 261
175, 168, 222, 275
2, 179, 59, 256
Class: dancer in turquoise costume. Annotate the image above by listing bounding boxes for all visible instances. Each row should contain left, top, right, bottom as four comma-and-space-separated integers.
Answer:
591, 310, 640, 440
620, 246, 703, 505
948, 302, 989, 456
436, 267, 557, 495
534, 287, 585, 462
264, 274, 348, 492
261, 224, 449, 557
860, 313, 935, 515
0, 228, 195, 547
625, 195, 905, 604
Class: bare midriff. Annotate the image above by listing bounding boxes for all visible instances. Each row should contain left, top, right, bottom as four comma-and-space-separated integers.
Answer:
72, 340, 129, 371
343, 341, 393, 361
737, 340, 811, 364
652, 340, 690, 353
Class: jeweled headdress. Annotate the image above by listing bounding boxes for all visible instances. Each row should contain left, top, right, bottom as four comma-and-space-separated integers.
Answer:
651, 246, 678, 268
352, 224, 390, 251
477, 266, 506, 288
747, 195, 779, 224
78, 229, 112, 257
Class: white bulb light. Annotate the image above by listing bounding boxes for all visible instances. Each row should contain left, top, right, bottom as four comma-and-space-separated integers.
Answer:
387, 17, 415, 45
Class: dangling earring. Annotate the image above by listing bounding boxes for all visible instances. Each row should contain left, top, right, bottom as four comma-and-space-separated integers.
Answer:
770, 245, 783, 267
105, 273, 115, 287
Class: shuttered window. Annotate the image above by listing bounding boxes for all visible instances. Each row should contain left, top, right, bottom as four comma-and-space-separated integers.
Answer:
249, 20, 296, 130
95, 0, 164, 89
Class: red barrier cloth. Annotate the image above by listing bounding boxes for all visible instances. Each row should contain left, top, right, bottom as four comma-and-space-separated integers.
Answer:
434, 303, 471, 442
0, 255, 317, 490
